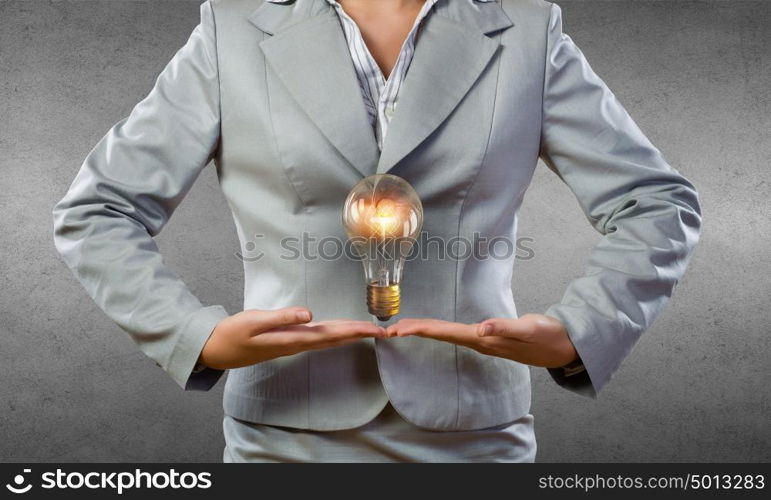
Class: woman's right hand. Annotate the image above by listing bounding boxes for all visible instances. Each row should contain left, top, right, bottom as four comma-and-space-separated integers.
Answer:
198, 307, 386, 370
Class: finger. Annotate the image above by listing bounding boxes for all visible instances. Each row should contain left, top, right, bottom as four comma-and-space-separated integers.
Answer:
478, 317, 535, 340
250, 307, 312, 332
385, 319, 415, 337
399, 319, 474, 339
244, 332, 367, 361
306, 321, 386, 339
389, 319, 479, 343
385, 318, 447, 336
307, 319, 380, 327
255, 321, 385, 347
383, 319, 520, 357
250, 331, 370, 354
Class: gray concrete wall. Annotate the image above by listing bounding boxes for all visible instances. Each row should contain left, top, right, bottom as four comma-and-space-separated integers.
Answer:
1, 0, 768, 462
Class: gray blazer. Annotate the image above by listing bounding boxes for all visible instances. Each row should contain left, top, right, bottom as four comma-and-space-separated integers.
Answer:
52, 0, 701, 431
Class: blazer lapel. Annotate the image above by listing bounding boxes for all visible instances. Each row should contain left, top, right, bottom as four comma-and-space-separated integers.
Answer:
376, 0, 514, 174
249, 0, 380, 178
248, 0, 514, 179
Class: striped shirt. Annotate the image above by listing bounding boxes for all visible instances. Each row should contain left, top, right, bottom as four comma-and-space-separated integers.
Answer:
267, 0, 440, 150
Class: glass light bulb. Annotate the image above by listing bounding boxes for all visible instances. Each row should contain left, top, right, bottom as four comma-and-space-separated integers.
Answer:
342, 174, 423, 321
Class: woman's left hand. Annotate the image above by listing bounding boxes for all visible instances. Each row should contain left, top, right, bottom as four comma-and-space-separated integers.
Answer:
385, 314, 579, 368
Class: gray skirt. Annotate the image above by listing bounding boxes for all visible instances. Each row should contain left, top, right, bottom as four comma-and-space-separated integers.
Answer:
222, 402, 537, 463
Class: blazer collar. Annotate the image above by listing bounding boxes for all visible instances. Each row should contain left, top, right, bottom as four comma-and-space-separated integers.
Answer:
249, 0, 514, 177
250, 0, 513, 37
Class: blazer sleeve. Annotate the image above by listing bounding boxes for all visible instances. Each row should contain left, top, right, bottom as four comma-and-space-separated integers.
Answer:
537, 2, 702, 397
52, 0, 230, 391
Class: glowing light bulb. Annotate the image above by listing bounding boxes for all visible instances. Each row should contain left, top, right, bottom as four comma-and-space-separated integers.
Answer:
342, 174, 423, 321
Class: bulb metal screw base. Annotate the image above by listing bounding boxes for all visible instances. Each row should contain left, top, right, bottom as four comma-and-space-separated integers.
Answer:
367, 284, 400, 321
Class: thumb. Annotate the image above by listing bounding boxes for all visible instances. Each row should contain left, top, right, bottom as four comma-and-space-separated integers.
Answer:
250, 307, 312, 333
477, 317, 527, 339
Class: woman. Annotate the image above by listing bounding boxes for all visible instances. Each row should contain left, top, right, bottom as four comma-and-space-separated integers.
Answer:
52, 0, 701, 462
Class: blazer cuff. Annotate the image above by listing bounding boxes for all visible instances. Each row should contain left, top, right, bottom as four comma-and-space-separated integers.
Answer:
167, 305, 230, 391
543, 308, 601, 399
